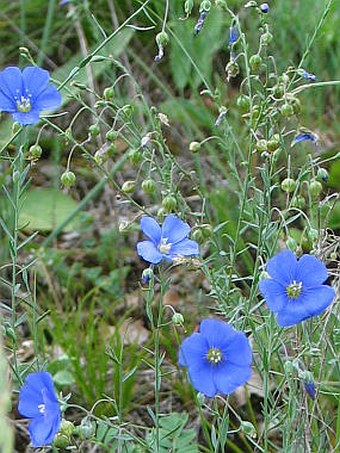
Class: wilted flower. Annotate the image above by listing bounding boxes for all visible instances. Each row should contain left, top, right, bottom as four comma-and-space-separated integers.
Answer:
291, 131, 318, 146
18, 371, 61, 447
259, 250, 335, 327
302, 70, 317, 82
0, 66, 62, 125
194, 11, 208, 35
304, 379, 316, 400
179, 318, 252, 397
260, 3, 270, 13
137, 215, 199, 264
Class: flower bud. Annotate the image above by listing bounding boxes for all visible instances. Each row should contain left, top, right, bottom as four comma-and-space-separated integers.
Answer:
60, 419, 75, 437
156, 31, 169, 47
162, 195, 177, 213
54, 434, 69, 448
261, 31, 273, 46
12, 122, 21, 134
255, 139, 267, 152
106, 129, 118, 142
121, 180, 136, 194
141, 268, 154, 285
172, 312, 184, 326
280, 103, 294, 118
142, 178, 157, 194
286, 236, 298, 252
80, 417, 96, 440
317, 168, 328, 182
307, 228, 318, 242
122, 104, 134, 119
28, 144, 42, 160
267, 135, 280, 152
272, 84, 284, 99
103, 86, 114, 101
61, 171, 76, 187
89, 123, 100, 137
289, 96, 301, 114
129, 148, 142, 165
309, 179, 323, 198
260, 3, 269, 13
249, 54, 262, 72
281, 177, 296, 193
291, 195, 305, 209
189, 141, 201, 153
237, 95, 251, 113
240, 420, 256, 436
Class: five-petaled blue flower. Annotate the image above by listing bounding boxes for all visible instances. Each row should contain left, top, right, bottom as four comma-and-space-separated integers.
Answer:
0, 66, 62, 126
179, 319, 252, 397
259, 250, 335, 327
137, 215, 199, 264
18, 371, 61, 447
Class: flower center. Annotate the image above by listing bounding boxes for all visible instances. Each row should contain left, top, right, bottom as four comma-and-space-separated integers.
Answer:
158, 238, 172, 254
38, 403, 46, 414
206, 347, 223, 365
286, 280, 303, 299
16, 96, 32, 113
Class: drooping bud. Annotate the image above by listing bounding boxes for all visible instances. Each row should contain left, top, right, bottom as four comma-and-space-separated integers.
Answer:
142, 178, 157, 194
237, 95, 251, 113
162, 195, 177, 213
103, 86, 114, 101
309, 179, 323, 198
240, 420, 256, 436
172, 312, 184, 326
281, 177, 296, 193
61, 170, 76, 187
280, 103, 294, 118
316, 168, 328, 182
106, 129, 118, 142
129, 148, 142, 165
189, 141, 201, 153
154, 32, 169, 62
28, 144, 43, 160
89, 123, 100, 137
121, 180, 136, 194
249, 54, 262, 72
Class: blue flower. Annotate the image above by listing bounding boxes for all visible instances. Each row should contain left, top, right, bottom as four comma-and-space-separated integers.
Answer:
304, 380, 316, 400
260, 3, 270, 13
0, 66, 62, 125
137, 215, 199, 264
291, 131, 318, 146
18, 371, 61, 447
179, 319, 252, 397
259, 250, 335, 327
229, 26, 238, 46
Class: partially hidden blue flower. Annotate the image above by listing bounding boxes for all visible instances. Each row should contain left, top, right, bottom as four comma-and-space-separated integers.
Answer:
302, 70, 317, 82
18, 371, 61, 447
0, 66, 62, 125
291, 131, 318, 147
179, 319, 252, 397
137, 215, 199, 264
59, 0, 70, 5
304, 379, 316, 400
259, 250, 335, 327
229, 26, 238, 46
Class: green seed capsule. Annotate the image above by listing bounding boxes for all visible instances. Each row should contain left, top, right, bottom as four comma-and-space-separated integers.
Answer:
142, 178, 157, 194
237, 95, 251, 113
89, 123, 100, 137
280, 103, 294, 118
249, 54, 262, 72
189, 141, 201, 153
129, 149, 142, 165
103, 86, 114, 101
286, 236, 298, 252
255, 139, 267, 152
309, 179, 323, 198
106, 129, 118, 142
61, 171, 76, 187
267, 135, 280, 152
162, 195, 177, 213
28, 144, 42, 160
281, 177, 296, 193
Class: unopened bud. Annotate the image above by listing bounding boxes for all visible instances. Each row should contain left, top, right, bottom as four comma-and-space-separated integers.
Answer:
309, 180, 323, 198
261, 31, 273, 46
129, 149, 142, 165
280, 103, 294, 118
61, 171, 76, 187
286, 236, 298, 252
103, 86, 114, 101
267, 135, 280, 152
189, 141, 201, 153
141, 268, 154, 285
106, 129, 118, 142
316, 168, 328, 182
121, 180, 136, 194
249, 54, 262, 72
237, 95, 251, 113
162, 195, 177, 213
28, 144, 42, 160
240, 420, 256, 436
142, 178, 157, 194
89, 123, 100, 137
255, 139, 267, 152
80, 417, 96, 440
172, 312, 184, 326
281, 178, 296, 193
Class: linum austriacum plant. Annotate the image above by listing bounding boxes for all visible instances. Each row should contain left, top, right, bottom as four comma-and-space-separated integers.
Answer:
0, 1, 339, 452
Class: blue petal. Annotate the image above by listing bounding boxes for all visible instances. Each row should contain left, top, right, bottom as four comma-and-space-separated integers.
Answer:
29, 411, 61, 447
266, 250, 297, 285
22, 67, 50, 100
295, 254, 328, 287
0, 67, 23, 101
303, 285, 335, 318
18, 386, 42, 418
276, 299, 310, 327
199, 319, 237, 350
34, 85, 62, 112
291, 133, 318, 146
302, 71, 317, 82
0, 90, 16, 112
12, 109, 41, 125
137, 240, 163, 264
229, 26, 238, 45
187, 361, 217, 397
140, 217, 161, 245
223, 332, 252, 367
214, 362, 252, 395
162, 215, 190, 244
170, 239, 199, 258
24, 371, 54, 395
179, 332, 208, 368
259, 279, 287, 312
